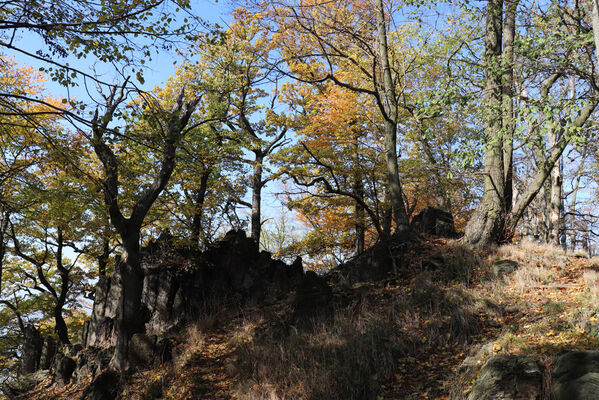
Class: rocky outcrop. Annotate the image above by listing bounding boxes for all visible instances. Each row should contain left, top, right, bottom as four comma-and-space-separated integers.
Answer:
84, 230, 305, 349
6, 230, 308, 399
2, 370, 49, 399
39, 337, 57, 370
294, 270, 333, 326
466, 354, 542, 400
80, 370, 121, 400
20, 324, 43, 375
128, 333, 173, 370
460, 350, 599, 399
552, 350, 599, 400
74, 347, 113, 384
411, 207, 458, 238
331, 228, 421, 284
52, 353, 76, 386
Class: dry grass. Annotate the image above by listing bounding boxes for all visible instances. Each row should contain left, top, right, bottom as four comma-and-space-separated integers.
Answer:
583, 270, 599, 297
497, 241, 568, 262
434, 241, 489, 284
589, 255, 599, 266
232, 274, 481, 400
234, 308, 399, 399
31, 238, 599, 400
173, 322, 206, 368
507, 264, 556, 293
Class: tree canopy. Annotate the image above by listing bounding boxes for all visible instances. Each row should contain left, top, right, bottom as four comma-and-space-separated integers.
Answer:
1, 0, 599, 380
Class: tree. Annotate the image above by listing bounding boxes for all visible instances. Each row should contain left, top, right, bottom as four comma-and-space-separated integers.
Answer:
0, 56, 92, 348
216, 9, 289, 244
90, 82, 200, 371
0, 1, 198, 85
148, 61, 246, 249
461, 0, 506, 248
255, 0, 415, 232
279, 78, 388, 258
462, 0, 599, 247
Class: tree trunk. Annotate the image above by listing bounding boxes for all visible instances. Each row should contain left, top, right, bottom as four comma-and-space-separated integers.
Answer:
190, 168, 211, 247
502, 0, 518, 215
569, 158, 585, 251
375, 0, 409, 230
420, 130, 452, 212
54, 271, 71, 346
592, 0, 599, 63
352, 134, 366, 254
354, 174, 366, 255
549, 157, 562, 246
98, 236, 110, 277
463, 0, 505, 247
381, 188, 393, 241
111, 229, 145, 371
542, 179, 551, 242
54, 229, 71, 345
53, 307, 70, 346
0, 211, 9, 295
251, 152, 264, 244
506, 97, 599, 236
91, 86, 200, 372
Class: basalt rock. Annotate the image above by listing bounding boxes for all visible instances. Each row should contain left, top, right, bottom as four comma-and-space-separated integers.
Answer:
466, 354, 542, 400
331, 230, 418, 283
84, 230, 305, 350
411, 207, 458, 238
294, 270, 333, 326
52, 353, 76, 386
128, 333, 173, 370
20, 324, 43, 375
14, 229, 307, 397
459, 350, 599, 399
1, 370, 50, 400
39, 337, 57, 370
74, 347, 113, 384
552, 350, 599, 400
81, 370, 120, 400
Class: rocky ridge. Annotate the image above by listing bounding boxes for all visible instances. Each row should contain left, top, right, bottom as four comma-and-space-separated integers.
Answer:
2, 230, 324, 399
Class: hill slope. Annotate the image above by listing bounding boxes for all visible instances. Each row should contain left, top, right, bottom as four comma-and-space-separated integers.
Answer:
11, 237, 599, 400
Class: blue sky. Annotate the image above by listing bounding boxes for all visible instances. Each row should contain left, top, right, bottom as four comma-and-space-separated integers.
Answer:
3, 0, 297, 249
5, 0, 230, 102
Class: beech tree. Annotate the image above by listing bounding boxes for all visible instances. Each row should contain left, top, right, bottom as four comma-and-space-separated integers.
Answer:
0, 1, 199, 88
254, 0, 413, 231
219, 10, 289, 244
462, 0, 599, 247
90, 83, 200, 370
279, 78, 387, 258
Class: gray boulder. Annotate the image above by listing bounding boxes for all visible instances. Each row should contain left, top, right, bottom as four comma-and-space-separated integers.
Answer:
411, 206, 458, 238
492, 260, 520, 277
1, 370, 50, 399
552, 350, 599, 400
467, 354, 542, 400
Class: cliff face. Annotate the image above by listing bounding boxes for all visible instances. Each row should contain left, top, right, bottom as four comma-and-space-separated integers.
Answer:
4, 230, 307, 398
83, 229, 305, 349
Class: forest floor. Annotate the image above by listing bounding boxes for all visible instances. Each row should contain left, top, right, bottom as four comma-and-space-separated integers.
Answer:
33, 238, 599, 400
